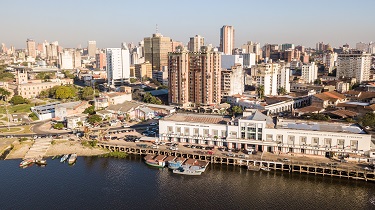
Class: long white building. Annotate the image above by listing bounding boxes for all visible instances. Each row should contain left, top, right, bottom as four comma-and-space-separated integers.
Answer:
159, 111, 372, 157
106, 43, 130, 85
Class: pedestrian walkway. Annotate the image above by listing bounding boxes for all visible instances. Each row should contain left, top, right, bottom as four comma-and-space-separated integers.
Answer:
24, 138, 52, 159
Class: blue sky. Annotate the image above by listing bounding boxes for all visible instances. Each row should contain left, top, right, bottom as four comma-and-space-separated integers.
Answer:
1, 0, 374, 49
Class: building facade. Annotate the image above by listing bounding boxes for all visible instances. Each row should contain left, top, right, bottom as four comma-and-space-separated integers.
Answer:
88, 40, 97, 57
168, 48, 221, 107
301, 62, 318, 83
106, 44, 130, 85
188, 35, 204, 52
336, 51, 371, 83
26, 39, 36, 58
144, 33, 172, 71
220, 25, 235, 55
221, 64, 244, 99
135, 62, 152, 80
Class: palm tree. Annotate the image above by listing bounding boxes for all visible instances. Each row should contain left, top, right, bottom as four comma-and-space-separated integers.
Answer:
257, 85, 264, 99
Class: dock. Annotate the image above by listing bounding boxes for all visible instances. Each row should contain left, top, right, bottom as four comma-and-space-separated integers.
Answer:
23, 138, 52, 159
97, 142, 375, 182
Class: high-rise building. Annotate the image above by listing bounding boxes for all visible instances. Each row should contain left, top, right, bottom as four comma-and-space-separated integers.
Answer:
26, 39, 36, 58
241, 41, 261, 61
106, 43, 130, 85
220, 25, 235, 55
336, 51, 371, 83
281, 43, 294, 51
95, 52, 106, 70
188, 35, 204, 52
323, 52, 336, 73
221, 64, 244, 98
301, 62, 318, 83
59, 49, 81, 69
135, 62, 152, 80
251, 62, 290, 96
168, 47, 221, 107
88, 40, 97, 57
144, 33, 172, 72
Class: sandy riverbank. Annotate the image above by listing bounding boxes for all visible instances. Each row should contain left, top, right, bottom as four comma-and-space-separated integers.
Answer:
2, 139, 108, 160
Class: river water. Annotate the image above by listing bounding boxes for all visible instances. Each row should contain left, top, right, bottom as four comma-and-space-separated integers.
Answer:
1, 155, 375, 210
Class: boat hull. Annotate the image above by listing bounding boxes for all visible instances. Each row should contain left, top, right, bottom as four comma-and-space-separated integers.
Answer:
172, 169, 202, 176
145, 160, 165, 168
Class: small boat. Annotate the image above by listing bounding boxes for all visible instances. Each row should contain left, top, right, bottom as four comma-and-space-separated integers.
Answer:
68, 153, 77, 165
36, 159, 47, 166
52, 155, 61, 160
261, 167, 271, 172
173, 167, 202, 176
167, 161, 182, 170
19, 158, 34, 167
60, 154, 69, 163
145, 159, 165, 168
248, 165, 260, 171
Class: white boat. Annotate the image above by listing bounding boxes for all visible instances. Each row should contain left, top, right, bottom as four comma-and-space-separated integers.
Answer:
60, 154, 69, 162
173, 166, 202, 176
19, 158, 34, 167
68, 153, 77, 165
261, 167, 271, 172
35, 159, 47, 165
190, 165, 206, 173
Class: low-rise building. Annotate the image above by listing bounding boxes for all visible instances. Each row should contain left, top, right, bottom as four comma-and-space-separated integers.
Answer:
136, 107, 155, 120
311, 91, 346, 108
66, 114, 87, 129
54, 101, 90, 121
31, 102, 61, 120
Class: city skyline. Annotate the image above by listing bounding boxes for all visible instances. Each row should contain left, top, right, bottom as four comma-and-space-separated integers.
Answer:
1, 0, 375, 49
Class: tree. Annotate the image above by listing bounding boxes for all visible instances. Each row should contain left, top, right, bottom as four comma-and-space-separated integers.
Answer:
143, 92, 162, 105
63, 70, 75, 79
130, 78, 137, 83
232, 106, 243, 115
87, 114, 102, 125
53, 122, 64, 130
81, 86, 94, 100
38, 90, 49, 99
83, 105, 96, 115
359, 113, 375, 128
55, 86, 75, 99
256, 85, 265, 99
277, 87, 287, 95
9, 95, 28, 105
0, 87, 11, 100
314, 78, 322, 85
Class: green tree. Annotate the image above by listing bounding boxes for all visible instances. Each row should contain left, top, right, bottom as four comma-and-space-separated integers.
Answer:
63, 70, 75, 79
0, 87, 11, 100
314, 78, 322, 85
143, 92, 162, 105
277, 87, 287, 95
359, 113, 375, 128
130, 78, 137, 83
0, 72, 15, 82
87, 114, 102, 124
81, 86, 94, 100
55, 86, 75, 99
257, 85, 265, 99
9, 95, 28, 105
38, 90, 49, 99
83, 105, 96, 115
232, 106, 243, 115
53, 122, 64, 130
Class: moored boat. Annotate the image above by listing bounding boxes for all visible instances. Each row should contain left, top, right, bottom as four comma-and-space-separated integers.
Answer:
60, 154, 69, 162
68, 153, 77, 165
190, 165, 206, 173
167, 161, 182, 170
19, 158, 34, 167
145, 159, 165, 168
173, 167, 202, 176
260, 167, 271, 172
36, 159, 47, 166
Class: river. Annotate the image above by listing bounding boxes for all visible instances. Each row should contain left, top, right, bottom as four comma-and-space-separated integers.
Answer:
1, 156, 375, 210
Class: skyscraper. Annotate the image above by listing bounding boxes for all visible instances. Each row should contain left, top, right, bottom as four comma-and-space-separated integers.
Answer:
88, 40, 97, 57
168, 47, 221, 107
336, 51, 371, 83
106, 43, 130, 85
144, 33, 172, 73
26, 39, 36, 58
220, 25, 235, 55
188, 35, 204, 52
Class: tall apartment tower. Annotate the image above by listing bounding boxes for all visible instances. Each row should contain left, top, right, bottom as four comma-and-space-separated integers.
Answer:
26, 39, 36, 58
168, 47, 221, 107
88, 40, 97, 57
220, 25, 235, 55
106, 43, 130, 86
301, 62, 318, 83
144, 33, 172, 73
336, 51, 371, 83
188, 35, 204, 52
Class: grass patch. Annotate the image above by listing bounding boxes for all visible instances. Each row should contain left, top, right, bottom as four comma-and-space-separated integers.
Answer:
0, 127, 22, 133
100, 151, 128, 158
0, 104, 33, 114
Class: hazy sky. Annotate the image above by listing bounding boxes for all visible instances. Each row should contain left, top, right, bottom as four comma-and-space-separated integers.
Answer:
1, 0, 374, 49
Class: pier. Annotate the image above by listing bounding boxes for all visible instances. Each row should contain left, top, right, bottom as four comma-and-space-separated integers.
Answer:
23, 138, 52, 159
97, 142, 375, 182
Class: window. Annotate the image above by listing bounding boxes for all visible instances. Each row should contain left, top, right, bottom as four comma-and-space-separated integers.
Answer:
221, 130, 226, 138
203, 129, 209, 137
324, 138, 332, 147
184, 128, 190, 136
266, 134, 273, 141
212, 129, 218, 137
176, 127, 181, 134
167, 126, 173, 133
312, 137, 319, 146
194, 128, 199, 136
299, 136, 307, 145
337, 139, 345, 149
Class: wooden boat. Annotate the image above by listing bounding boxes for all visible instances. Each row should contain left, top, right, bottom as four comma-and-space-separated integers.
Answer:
19, 158, 34, 167
68, 153, 77, 165
173, 167, 202, 176
190, 165, 206, 173
35, 159, 47, 166
145, 159, 165, 168
60, 154, 69, 163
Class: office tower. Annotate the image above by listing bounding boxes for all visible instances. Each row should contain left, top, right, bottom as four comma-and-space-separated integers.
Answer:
242, 53, 256, 68
88, 40, 97, 57
336, 51, 371, 83
95, 52, 106, 70
26, 39, 36, 58
241, 41, 261, 61
144, 33, 172, 73
106, 43, 130, 85
301, 62, 318, 83
220, 25, 235, 55
188, 35, 204, 52
221, 64, 244, 98
251, 62, 290, 96
281, 43, 295, 51
168, 47, 221, 107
